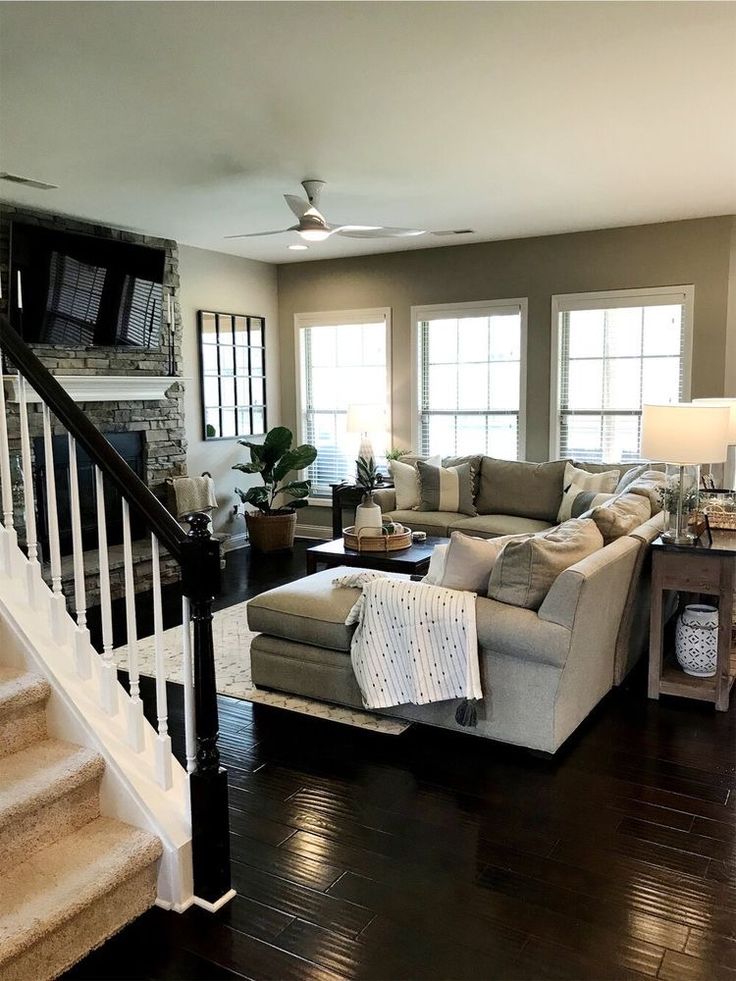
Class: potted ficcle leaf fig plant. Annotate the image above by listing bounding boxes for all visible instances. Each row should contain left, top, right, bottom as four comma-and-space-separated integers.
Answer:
234, 426, 317, 552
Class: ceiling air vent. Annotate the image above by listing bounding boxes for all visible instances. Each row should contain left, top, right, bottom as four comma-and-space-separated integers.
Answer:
0, 172, 58, 190
433, 229, 475, 237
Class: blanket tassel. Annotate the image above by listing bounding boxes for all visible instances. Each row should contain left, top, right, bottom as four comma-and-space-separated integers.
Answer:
455, 698, 479, 728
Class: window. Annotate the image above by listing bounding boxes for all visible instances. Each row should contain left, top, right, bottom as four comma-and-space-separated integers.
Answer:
550, 287, 693, 462
296, 309, 391, 498
413, 300, 526, 459
199, 311, 266, 440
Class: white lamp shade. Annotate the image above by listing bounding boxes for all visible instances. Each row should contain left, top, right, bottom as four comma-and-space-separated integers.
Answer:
691, 398, 736, 443
346, 403, 386, 434
641, 403, 731, 464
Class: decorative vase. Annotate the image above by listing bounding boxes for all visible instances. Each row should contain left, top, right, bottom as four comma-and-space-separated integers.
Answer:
675, 604, 718, 677
662, 463, 700, 544
354, 494, 382, 535
245, 511, 297, 552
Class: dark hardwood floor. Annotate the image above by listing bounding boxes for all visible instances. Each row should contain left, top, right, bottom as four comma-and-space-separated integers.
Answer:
65, 541, 736, 980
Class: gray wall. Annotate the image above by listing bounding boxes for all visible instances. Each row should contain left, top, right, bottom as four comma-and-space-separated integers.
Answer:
179, 245, 278, 537
277, 215, 736, 531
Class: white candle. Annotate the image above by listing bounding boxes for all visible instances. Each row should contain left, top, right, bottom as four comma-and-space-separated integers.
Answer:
16, 271, 22, 310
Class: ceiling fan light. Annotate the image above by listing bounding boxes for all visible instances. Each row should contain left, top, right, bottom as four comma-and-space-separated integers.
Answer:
299, 228, 331, 242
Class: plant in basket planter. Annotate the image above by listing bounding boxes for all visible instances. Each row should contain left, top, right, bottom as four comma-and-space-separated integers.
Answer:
233, 426, 317, 552
354, 456, 383, 534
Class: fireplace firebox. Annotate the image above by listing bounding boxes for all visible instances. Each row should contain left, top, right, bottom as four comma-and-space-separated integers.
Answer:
34, 432, 146, 557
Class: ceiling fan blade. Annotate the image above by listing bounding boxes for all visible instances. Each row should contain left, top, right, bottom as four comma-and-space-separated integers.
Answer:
223, 228, 291, 239
335, 225, 427, 239
284, 194, 310, 219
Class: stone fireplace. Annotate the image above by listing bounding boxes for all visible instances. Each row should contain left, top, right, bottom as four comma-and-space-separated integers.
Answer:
0, 204, 187, 602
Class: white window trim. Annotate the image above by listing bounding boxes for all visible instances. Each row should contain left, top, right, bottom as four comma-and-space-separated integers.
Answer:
548, 285, 694, 461
294, 307, 392, 505
410, 298, 528, 459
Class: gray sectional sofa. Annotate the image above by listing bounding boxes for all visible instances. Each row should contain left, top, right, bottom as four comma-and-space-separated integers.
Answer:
247, 456, 664, 753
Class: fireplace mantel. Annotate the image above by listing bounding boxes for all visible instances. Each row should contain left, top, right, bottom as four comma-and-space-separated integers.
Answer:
2, 374, 182, 404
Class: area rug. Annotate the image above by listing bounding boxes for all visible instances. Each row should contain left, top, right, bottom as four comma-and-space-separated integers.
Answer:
115, 600, 409, 735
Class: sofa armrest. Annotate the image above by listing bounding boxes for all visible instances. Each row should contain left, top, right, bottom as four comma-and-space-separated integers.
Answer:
374, 488, 396, 512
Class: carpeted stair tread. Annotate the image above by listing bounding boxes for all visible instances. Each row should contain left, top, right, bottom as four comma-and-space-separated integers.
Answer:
0, 666, 50, 713
0, 738, 104, 827
0, 815, 163, 967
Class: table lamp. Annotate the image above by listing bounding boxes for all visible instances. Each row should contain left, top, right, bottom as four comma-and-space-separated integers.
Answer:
692, 398, 736, 490
346, 403, 386, 463
641, 403, 730, 543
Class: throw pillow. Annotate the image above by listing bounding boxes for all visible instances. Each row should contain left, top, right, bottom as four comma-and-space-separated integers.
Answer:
557, 462, 619, 523
614, 463, 650, 494
422, 542, 450, 586
589, 493, 652, 542
442, 455, 483, 498
569, 491, 614, 518
488, 517, 604, 610
438, 530, 532, 593
390, 455, 441, 510
626, 470, 667, 515
476, 458, 567, 522
416, 460, 477, 516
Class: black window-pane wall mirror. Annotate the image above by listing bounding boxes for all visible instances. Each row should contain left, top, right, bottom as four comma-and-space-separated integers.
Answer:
198, 310, 267, 440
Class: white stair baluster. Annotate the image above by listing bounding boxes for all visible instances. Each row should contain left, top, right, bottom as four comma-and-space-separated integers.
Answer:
152, 533, 173, 789
122, 497, 144, 750
42, 406, 67, 644
0, 354, 16, 573
67, 434, 91, 677
18, 377, 42, 606
95, 466, 118, 716
181, 596, 196, 774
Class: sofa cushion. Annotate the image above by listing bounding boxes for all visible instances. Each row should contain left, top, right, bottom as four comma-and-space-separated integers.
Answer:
448, 514, 553, 538
590, 492, 652, 542
557, 462, 619, 522
626, 470, 667, 515
417, 460, 476, 515
488, 517, 604, 610
476, 458, 567, 522
247, 565, 409, 652
475, 597, 571, 667
442, 455, 483, 497
389, 455, 440, 510
438, 531, 532, 593
385, 509, 461, 536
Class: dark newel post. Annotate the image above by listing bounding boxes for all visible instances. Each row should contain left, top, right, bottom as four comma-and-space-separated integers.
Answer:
181, 511, 232, 906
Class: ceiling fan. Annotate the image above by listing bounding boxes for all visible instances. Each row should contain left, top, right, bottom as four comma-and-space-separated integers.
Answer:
225, 180, 471, 243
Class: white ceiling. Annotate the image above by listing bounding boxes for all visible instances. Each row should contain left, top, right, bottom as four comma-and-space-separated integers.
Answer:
1, 1, 735, 264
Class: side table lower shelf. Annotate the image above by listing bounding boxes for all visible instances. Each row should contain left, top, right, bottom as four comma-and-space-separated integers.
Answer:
659, 650, 736, 704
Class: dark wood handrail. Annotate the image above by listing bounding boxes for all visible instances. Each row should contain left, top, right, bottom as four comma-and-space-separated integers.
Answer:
0, 314, 187, 558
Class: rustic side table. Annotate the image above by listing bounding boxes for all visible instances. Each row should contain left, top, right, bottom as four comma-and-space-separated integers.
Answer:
648, 533, 736, 711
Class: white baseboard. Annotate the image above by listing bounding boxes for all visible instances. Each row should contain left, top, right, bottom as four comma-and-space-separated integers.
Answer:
295, 524, 333, 541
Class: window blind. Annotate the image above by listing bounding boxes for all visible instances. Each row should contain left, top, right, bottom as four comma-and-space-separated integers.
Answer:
298, 316, 389, 497
417, 305, 523, 459
555, 292, 689, 462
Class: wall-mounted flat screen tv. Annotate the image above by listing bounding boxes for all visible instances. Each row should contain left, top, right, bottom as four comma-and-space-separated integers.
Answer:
9, 221, 165, 348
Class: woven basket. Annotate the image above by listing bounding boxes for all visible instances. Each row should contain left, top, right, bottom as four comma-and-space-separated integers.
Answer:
702, 503, 736, 531
343, 524, 412, 552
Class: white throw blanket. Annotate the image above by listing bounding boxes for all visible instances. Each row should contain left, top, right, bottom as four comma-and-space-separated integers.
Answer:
339, 573, 482, 714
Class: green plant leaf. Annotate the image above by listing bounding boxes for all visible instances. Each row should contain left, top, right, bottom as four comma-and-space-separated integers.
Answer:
232, 462, 263, 474
280, 480, 310, 498
287, 499, 310, 510
273, 445, 318, 481
264, 427, 294, 457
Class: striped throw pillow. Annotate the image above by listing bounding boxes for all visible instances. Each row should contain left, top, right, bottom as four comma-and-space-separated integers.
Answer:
416, 461, 476, 516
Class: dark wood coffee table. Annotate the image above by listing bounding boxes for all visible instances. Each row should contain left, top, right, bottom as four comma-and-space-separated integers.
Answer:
305, 536, 449, 576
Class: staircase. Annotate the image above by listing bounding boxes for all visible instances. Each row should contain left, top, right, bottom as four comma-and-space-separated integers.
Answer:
0, 664, 163, 980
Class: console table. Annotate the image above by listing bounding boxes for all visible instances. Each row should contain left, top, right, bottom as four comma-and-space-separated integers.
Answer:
648, 533, 736, 711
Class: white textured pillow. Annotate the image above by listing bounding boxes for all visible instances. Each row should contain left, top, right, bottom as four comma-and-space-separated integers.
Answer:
390, 455, 441, 510
557, 462, 619, 522
439, 531, 532, 593
627, 470, 667, 515
422, 542, 450, 586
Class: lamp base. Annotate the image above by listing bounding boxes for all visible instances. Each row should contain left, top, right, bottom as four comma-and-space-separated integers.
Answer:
661, 463, 700, 544
357, 434, 375, 463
